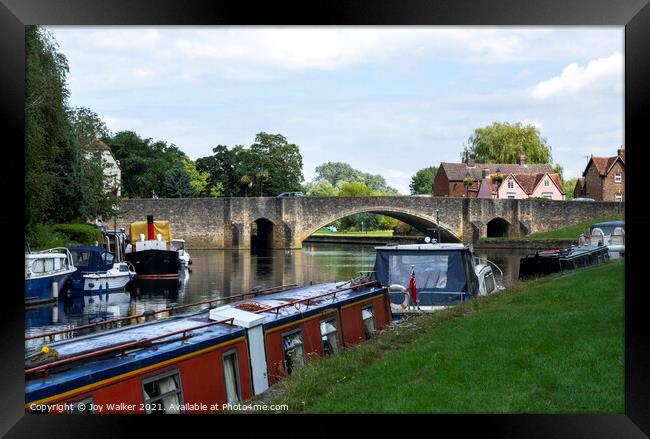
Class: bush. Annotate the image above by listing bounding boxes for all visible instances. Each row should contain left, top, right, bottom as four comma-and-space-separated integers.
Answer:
28, 223, 102, 250
392, 222, 413, 236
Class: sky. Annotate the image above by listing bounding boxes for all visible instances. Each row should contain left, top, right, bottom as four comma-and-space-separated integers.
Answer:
47, 26, 624, 194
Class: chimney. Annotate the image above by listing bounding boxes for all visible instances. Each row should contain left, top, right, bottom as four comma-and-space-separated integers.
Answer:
516, 152, 527, 165
482, 168, 490, 179
617, 145, 625, 161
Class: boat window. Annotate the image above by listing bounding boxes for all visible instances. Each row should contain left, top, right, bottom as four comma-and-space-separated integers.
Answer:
485, 273, 495, 293
67, 397, 94, 414
142, 370, 183, 413
362, 305, 376, 339
222, 351, 241, 405
320, 318, 339, 356
54, 257, 62, 270
32, 259, 45, 273
118, 263, 129, 272
389, 254, 449, 289
282, 330, 305, 375
102, 252, 115, 267
72, 250, 91, 268
44, 258, 54, 272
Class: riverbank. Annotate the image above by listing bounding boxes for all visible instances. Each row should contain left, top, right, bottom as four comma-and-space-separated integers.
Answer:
261, 259, 623, 413
305, 235, 422, 245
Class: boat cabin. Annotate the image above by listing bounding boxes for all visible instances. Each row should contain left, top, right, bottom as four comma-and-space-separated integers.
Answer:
69, 246, 126, 290
372, 243, 481, 308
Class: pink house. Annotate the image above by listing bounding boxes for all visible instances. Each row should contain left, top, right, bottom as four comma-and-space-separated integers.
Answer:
478, 172, 565, 200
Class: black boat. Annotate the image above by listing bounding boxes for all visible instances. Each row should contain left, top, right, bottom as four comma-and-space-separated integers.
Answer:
518, 244, 609, 280
124, 215, 179, 279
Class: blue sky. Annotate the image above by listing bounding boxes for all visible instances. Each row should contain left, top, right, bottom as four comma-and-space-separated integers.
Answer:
47, 27, 623, 194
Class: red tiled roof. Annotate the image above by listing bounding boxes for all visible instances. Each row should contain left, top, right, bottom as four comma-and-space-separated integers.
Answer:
439, 162, 554, 182
588, 156, 624, 176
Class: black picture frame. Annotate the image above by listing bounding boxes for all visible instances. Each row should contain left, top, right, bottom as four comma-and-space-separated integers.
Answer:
1, 0, 648, 437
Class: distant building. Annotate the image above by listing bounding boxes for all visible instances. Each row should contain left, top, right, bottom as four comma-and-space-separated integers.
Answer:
433, 153, 562, 199
85, 139, 121, 196
573, 146, 624, 202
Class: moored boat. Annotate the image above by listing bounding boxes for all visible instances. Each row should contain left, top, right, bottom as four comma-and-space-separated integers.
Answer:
25, 246, 77, 305
372, 240, 503, 317
171, 239, 192, 267
24, 277, 390, 413
68, 246, 136, 293
518, 244, 610, 280
125, 215, 179, 280
579, 220, 624, 258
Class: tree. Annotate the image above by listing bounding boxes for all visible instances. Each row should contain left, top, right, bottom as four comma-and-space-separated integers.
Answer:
163, 164, 196, 198
462, 122, 552, 164
314, 161, 399, 194
181, 156, 210, 196
563, 177, 578, 200
338, 181, 375, 197
249, 132, 304, 195
240, 175, 253, 197
307, 180, 338, 197
409, 166, 438, 195
68, 106, 111, 148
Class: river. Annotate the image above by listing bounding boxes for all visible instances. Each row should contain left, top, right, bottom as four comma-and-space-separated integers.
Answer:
24, 243, 532, 346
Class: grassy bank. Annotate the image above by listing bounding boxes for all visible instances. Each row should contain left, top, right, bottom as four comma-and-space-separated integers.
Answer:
268, 259, 624, 413
312, 229, 395, 237
480, 213, 624, 242
27, 223, 103, 251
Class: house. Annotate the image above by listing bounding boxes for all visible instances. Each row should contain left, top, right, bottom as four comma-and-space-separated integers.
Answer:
573, 146, 624, 202
477, 172, 565, 200
433, 153, 556, 198
85, 139, 121, 196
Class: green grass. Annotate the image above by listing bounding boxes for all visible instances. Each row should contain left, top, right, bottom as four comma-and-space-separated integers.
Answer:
28, 223, 103, 251
312, 229, 395, 237
269, 260, 624, 413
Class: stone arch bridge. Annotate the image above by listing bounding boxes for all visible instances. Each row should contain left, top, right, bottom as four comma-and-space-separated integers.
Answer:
117, 197, 623, 249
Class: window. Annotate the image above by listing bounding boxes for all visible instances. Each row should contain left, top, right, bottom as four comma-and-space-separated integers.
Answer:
544, 179, 550, 187
142, 370, 183, 413
282, 330, 305, 375
542, 192, 553, 199
32, 259, 44, 273
44, 258, 54, 272
222, 351, 241, 404
102, 252, 115, 266
485, 273, 496, 294
320, 319, 339, 356
615, 193, 622, 202
507, 180, 514, 189
506, 192, 516, 199
67, 397, 94, 414
362, 305, 376, 339
71, 250, 91, 268
615, 172, 622, 183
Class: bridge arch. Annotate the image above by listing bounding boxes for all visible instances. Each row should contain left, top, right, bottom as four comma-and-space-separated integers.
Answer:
250, 217, 276, 251
298, 207, 461, 245
486, 217, 511, 238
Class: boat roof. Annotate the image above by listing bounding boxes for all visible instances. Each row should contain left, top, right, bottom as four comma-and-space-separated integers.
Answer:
232, 281, 386, 330
70, 246, 109, 254
591, 220, 624, 227
374, 243, 469, 251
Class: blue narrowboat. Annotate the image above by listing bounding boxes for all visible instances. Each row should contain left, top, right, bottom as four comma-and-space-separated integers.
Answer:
25, 247, 77, 304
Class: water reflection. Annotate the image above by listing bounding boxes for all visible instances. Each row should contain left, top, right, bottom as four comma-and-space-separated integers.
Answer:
24, 243, 526, 335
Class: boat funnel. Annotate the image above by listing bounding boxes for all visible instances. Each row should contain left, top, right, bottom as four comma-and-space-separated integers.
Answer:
147, 215, 155, 240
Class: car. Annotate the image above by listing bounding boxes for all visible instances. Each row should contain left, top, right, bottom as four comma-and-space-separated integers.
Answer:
277, 191, 305, 197
572, 197, 596, 202
326, 225, 338, 232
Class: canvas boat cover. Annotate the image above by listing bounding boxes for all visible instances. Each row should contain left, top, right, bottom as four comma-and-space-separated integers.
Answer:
130, 221, 173, 244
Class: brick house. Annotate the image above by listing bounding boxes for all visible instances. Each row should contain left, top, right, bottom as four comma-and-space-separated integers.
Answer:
573, 146, 624, 201
433, 153, 556, 198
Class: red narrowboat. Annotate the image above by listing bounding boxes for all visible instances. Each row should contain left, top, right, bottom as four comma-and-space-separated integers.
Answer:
25, 278, 391, 413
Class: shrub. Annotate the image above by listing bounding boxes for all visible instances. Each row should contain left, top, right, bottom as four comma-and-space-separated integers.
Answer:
28, 223, 102, 250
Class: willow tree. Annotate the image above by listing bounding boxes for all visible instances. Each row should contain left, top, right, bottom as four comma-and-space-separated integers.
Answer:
462, 122, 552, 164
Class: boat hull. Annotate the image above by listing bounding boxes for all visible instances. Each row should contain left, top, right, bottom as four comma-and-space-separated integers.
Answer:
25, 271, 75, 304
125, 249, 179, 279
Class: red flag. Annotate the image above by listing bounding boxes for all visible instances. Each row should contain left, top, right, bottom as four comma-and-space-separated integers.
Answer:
409, 266, 417, 305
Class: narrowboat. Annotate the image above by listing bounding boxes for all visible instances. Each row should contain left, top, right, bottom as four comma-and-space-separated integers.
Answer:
125, 215, 179, 280
68, 246, 136, 293
518, 244, 610, 280
25, 246, 77, 305
372, 240, 503, 316
24, 277, 390, 413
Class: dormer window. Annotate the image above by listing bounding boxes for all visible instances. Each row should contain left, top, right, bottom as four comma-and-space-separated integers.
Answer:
507, 180, 514, 189
615, 172, 622, 183
544, 179, 550, 187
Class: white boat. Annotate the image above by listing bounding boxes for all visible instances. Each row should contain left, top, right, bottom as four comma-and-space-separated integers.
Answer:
171, 239, 192, 267
372, 239, 504, 317
25, 246, 77, 304
579, 220, 624, 258
69, 246, 136, 293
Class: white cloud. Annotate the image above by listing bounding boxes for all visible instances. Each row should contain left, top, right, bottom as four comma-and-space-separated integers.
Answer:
531, 52, 623, 100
